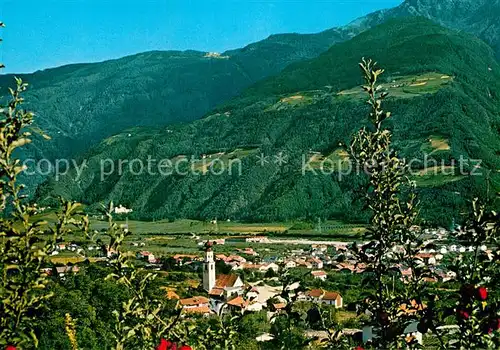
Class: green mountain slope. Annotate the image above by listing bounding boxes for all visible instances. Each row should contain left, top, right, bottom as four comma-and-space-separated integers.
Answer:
0, 31, 349, 193
4, 0, 500, 164
3, 0, 500, 189
346, 0, 500, 59
244, 17, 497, 97
36, 18, 500, 226
1, 51, 248, 159
0, 28, 353, 159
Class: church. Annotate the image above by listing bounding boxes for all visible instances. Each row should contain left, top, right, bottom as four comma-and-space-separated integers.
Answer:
203, 242, 244, 301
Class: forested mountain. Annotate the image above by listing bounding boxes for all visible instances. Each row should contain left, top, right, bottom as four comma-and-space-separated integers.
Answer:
36, 18, 500, 226
3, 0, 500, 164
4, 0, 500, 202
0, 31, 350, 163
0, 28, 352, 193
348, 0, 500, 58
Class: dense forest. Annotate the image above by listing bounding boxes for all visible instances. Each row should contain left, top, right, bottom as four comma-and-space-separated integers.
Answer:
2, 0, 500, 200
36, 18, 500, 227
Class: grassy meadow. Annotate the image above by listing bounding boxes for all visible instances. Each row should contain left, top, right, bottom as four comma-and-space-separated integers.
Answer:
29, 210, 364, 261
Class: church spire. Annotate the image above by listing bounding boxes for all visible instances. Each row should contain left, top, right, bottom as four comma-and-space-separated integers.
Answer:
203, 240, 216, 292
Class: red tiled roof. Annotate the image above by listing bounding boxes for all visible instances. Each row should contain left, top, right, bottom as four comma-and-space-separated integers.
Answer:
183, 306, 211, 314
173, 254, 198, 260
227, 296, 249, 308
215, 274, 239, 288
311, 270, 327, 277
180, 296, 209, 306
322, 291, 340, 301
416, 253, 434, 259
312, 244, 326, 248
307, 289, 323, 298
356, 263, 367, 270
401, 268, 413, 276
227, 255, 246, 262
336, 263, 355, 271
208, 288, 224, 296
242, 263, 266, 269
307, 289, 341, 301
273, 303, 286, 310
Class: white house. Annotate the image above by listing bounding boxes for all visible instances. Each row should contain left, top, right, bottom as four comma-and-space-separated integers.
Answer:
179, 296, 212, 316
311, 270, 327, 281
138, 251, 158, 264
247, 302, 264, 312
114, 205, 133, 215
208, 273, 244, 300
296, 259, 313, 269
308, 258, 324, 269
416, 253, 437, 266
238, 263, 279, 273
307, 289, 343, 308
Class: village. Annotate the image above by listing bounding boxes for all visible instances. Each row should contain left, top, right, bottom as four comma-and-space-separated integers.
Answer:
43, 224, 495, 345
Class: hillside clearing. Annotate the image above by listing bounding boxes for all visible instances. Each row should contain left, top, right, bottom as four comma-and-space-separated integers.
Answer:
337, 72, 453, 100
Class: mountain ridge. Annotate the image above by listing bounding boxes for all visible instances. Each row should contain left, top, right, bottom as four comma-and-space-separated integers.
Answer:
36, 18, 500, 226
4, 0, 500, 197
3, 0, 499, 163
346, 0, 500, 57
0, 27, 351, 165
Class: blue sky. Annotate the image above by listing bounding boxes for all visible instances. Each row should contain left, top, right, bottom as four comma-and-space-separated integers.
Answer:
0, 0, 402, 73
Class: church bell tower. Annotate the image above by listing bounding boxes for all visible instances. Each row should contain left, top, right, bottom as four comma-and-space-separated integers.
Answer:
203, 241, 216, 292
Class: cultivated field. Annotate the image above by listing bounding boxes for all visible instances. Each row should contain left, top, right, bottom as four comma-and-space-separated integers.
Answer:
31, 210, 364, 257
338, 72, 453, 100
